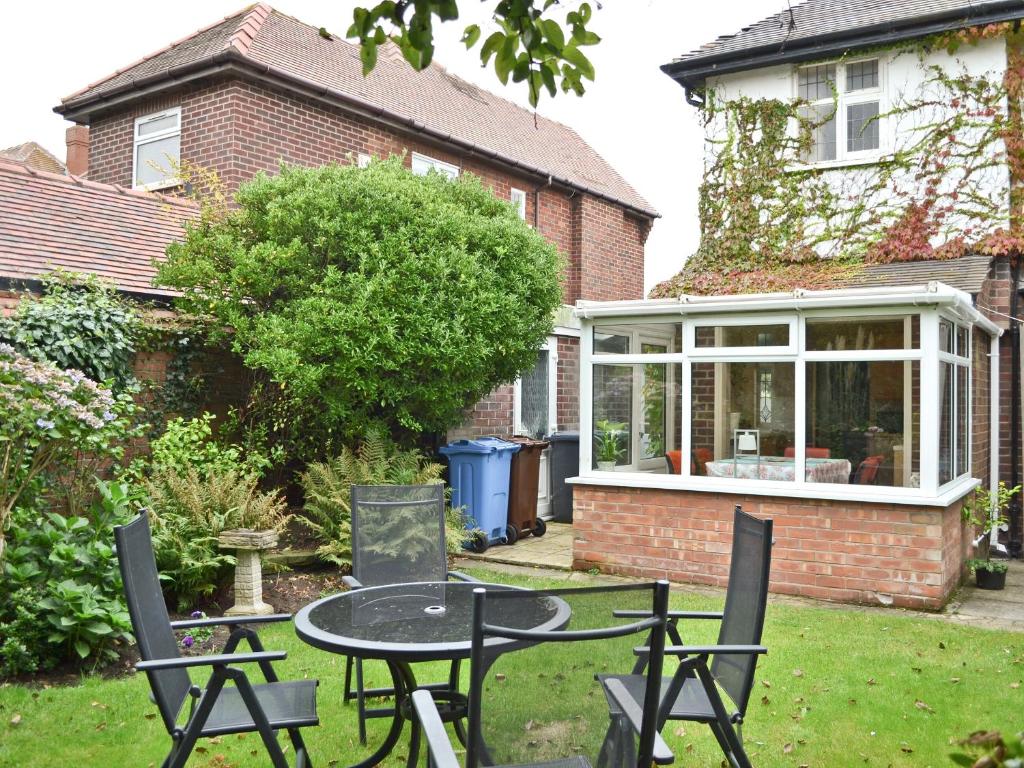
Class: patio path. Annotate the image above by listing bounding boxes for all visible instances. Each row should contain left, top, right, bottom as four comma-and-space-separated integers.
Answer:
456, 521, 573, 570
944, 560, 1024, 631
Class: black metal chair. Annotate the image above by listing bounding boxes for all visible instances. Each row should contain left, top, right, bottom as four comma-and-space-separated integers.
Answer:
342, 483, 477, 744
599, 505, 773, 768
413, 581, 675, 768
114, 511, 318, 768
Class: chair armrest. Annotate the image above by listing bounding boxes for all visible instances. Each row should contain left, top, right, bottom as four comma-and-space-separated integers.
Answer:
612, 609, 724, 620
411, 690, 461, 768
447, 570, 480, 583
136, 651, 287, 672
603, 678, 674, 765
170, 614, 291, 630
342, 575, 364, 590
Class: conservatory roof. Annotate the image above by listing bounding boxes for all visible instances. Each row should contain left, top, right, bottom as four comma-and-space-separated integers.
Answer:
575, 282, 1002, 336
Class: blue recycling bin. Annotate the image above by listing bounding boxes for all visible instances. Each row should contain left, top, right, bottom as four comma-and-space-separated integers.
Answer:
439, 437, 520, 552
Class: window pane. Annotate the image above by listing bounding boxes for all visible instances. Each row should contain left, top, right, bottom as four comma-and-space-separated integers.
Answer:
640, 358, 667, 461
799, 104, 837, 162
847, 101, 879, 152
798, 64, 836, 101
694, 324, 789, 348
957, 365, 969, 477
845, 60, 879, 92
137, 112, 179, 137
956, 326, 970, 357
939, 361, 954, 485
806, 361, 920, 487
939, 320, 954, 354
592, 324, 681, 354
690, 362, 795, 481
135, 135, 180, 186
519, 349, 549, 440
805, 316, 918, 351
593, 365, 632, 469
411, 154, 458, 179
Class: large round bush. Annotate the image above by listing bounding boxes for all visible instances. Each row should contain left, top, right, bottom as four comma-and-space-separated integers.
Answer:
159, 159, 563, 454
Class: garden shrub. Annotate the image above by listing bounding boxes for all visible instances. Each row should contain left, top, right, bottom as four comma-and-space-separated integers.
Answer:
0, 272, 141, 390
0, 343, 138, 553
0, 481, 135, 676
145, 467, 289, 609
158, 158, 563, 461
300, 428, 469, 566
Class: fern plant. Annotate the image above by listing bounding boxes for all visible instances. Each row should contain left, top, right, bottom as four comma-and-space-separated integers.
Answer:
145, 467, 289, 608
300, 429, 468, 567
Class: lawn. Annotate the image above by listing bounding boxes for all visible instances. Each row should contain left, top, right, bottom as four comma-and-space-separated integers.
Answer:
0, 567, 1020, 768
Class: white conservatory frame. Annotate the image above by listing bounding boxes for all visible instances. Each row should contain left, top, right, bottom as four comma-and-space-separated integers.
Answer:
575, 283, 1002, 507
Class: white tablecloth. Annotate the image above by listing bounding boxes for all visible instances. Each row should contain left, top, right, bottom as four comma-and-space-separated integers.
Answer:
705, 457, 852, 483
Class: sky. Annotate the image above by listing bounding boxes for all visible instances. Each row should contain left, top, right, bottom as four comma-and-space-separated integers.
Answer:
0, 0, 781, 293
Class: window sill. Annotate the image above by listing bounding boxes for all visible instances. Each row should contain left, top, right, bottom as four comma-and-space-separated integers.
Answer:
133, 178, 181, 193
567, 472, 980, 508
787, 154, 891, 173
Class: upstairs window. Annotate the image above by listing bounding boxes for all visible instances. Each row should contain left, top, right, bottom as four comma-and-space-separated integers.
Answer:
133, 107, 181, 190
510, 188, 527, 219
411, 152, 459, 180
797, 58, 881, 164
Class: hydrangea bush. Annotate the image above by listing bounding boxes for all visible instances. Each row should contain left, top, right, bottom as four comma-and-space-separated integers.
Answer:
0, 343, 137, 559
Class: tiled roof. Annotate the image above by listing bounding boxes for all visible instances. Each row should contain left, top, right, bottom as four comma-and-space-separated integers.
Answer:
0, 141, 66, 175
59, 4, 656, 217
667, 0, 1024, 77
839, 254, 993, 294
0, 160, 195, 297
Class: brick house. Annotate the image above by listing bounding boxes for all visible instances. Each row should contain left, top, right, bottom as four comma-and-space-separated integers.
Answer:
0, 4, 656, 517
568, 0, 1024, 609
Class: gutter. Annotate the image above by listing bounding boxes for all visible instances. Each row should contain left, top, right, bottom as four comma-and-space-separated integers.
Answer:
56, 52, 660, 221
0, 275, 177, 307
663, 1, 1024, 95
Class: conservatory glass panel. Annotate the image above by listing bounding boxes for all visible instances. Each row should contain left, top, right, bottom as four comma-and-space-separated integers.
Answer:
939, 361, 954, 485
805, 315, 918, 351
694, 324, 789, 348
689, 361, 796, 481
805, 360, 920, 487
593, 365, 633, 470
957, 365, 969, 477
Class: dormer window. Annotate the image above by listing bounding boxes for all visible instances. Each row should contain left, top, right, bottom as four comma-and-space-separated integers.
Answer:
133, 107, 181, 190
797, 58, 881, 164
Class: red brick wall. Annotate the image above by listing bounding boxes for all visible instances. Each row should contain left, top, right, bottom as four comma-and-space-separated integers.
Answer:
572, 485, 968, 610
578, 195, 650, 301
447, 384, 515, 441
556, 336, 580, 431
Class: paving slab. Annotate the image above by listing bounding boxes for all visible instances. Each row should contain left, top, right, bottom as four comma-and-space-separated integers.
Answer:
456, 522, 573, 570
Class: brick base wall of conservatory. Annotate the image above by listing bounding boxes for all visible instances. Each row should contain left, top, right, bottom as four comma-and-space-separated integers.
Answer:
571, 485, 969, 610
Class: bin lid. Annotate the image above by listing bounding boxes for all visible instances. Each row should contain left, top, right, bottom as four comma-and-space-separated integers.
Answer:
544, 431, 580, 443
508, 435, 551, 449
439, 437, 522, 455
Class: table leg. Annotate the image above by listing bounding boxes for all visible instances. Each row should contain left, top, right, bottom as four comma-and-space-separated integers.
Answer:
344, 659, 410, 768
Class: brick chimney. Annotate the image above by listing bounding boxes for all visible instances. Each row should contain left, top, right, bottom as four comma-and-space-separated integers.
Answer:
65, 125, 89, 177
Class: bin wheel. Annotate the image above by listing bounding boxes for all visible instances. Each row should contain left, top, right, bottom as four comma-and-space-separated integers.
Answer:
470, 532, 489, 553
504, 525, 519, 545
533, 519, 547, 537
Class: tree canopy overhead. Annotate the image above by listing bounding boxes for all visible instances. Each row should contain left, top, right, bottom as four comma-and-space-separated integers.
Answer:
158, 158, 563, 457
347, 1, 601, 106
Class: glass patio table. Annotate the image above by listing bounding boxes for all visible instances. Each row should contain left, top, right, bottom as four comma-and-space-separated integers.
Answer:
295, 581, 571, 768
705, 455, 852, 483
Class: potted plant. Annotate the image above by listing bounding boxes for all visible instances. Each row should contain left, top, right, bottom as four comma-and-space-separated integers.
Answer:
962, 481, 1019, 591
594, 420, 627, 471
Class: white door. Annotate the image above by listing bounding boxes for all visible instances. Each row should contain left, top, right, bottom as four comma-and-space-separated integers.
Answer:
514, 339, 558, 519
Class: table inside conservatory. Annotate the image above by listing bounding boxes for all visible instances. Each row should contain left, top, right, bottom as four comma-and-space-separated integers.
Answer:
705, 456, 852, 483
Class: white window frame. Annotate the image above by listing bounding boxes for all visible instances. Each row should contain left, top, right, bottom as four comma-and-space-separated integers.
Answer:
510, 187, 527, 220
795, 56, 885, 167
411, 152, 460, 180
937, 312, 972, 489
132, 107, 181, 191
577, 296, 993, 506
356, 152, 372, 168
513, 337, 558, 438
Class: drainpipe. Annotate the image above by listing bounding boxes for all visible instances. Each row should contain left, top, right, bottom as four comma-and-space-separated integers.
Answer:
1010, 256, 1023, 557
533, 174, 553, 231
991, 332, 1001, 546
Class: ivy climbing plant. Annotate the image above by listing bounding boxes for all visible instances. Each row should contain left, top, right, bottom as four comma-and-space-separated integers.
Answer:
653, 24, 1024, 298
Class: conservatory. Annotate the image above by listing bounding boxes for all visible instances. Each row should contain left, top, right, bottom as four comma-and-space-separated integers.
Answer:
570, 283, 1001, 609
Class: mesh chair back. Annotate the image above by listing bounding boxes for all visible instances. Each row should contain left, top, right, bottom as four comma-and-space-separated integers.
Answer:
350, 484, 447, 587
468, 582, 669, 768
114, 512, 192, 733
711, 506, 773, 716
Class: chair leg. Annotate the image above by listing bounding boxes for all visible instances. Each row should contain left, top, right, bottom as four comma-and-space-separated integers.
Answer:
696, 661, 753, 768
166, 673, 228, 768
344, 654, 354, 702
229, 669, 291, 768
288, 727, 312, 768
355, 657, 368, 745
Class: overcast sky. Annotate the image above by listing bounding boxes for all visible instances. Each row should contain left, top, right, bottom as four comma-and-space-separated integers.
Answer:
1, 1, 781, 293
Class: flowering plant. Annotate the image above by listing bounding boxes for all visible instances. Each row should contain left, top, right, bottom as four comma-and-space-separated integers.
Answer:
179, 610, 214, 651
0, 343, 137, 560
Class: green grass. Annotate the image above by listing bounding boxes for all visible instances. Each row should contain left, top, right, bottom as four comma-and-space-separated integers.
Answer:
0, 568, 1021, 768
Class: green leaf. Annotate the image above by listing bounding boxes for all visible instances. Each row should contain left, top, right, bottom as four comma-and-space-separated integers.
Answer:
360, 41, 378, 75
461, 23, 480, 48
74, 639, 90, 659
480, 31, 505, 66
540, 19, 564, 50
561, 45, 594, 81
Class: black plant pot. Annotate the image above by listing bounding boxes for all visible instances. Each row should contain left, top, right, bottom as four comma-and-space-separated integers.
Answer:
976, 567, 1007, 590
